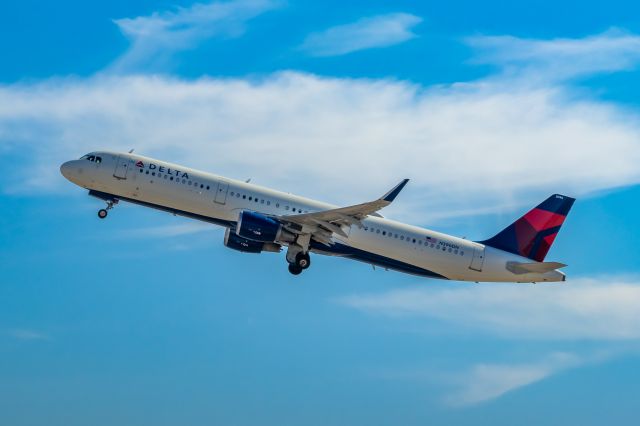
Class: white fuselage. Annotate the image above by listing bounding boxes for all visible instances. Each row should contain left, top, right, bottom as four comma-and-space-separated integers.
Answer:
60, 151, 565, 283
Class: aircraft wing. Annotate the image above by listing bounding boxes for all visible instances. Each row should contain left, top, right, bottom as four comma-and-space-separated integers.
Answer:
277, 179, 409, 245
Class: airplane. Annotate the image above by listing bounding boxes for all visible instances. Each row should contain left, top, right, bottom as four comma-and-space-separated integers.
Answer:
60, 151, 575, 282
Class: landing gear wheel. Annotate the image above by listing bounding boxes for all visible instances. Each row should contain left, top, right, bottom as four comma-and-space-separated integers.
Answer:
295, 252, 311, 270
98, 199, 117, 219
288, 263, 303, 275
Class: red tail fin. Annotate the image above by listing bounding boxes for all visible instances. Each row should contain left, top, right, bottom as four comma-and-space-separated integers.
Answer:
480, 194, 575, 262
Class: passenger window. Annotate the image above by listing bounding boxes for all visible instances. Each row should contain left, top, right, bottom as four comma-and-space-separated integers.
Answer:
276, 203, 280, 207
200, 184, 204, 188
152, 172, 156, 176
188, 181, 192, 186
400, 236, 404, 240
267, 201, 271, 206
249, 196, 252, 201
285, 206, 289, 210
382, 231, 386, 236
170, 176, 173, 180
139, 169, 143, 173
207, 186, 210, 190
413, 238, 416, 243
243, 195, 246, 199
261, 199, 264, 204
230, 192, 234, 196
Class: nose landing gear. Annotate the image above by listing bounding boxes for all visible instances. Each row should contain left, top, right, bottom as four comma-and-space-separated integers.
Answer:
98, 199, 118, 219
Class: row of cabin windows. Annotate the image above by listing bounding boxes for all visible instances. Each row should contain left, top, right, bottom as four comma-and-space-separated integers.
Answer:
363, 226, 465, 256
228, 191, 311, 214
136, 171, 456, 252
139, 170, 310, 213
140, 168, 211, 190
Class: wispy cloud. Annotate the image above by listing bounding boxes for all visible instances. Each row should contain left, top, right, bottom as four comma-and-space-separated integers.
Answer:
444, 352, 584, 406
7, 328, 50, 341
339, 278, 640, 340
112, 0, 282, 71
116, 222, 218, 239
2, 70, 640, 224
301, 13, 422, 57
468, 28, 640, 81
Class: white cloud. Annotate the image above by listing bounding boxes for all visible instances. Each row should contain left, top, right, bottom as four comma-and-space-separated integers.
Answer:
444, 352, 583, 406
468, 28, 640, 81
339, 278, 640, 340
115, 222, 219, 239
7, 328, 50, 341
112, 0, 282, 71
2, 71, 640, 224
301, 13, 422, 56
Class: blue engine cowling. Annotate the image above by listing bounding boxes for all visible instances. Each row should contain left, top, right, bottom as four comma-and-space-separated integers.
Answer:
224, 228, 280, 253
236, 210, 284, 242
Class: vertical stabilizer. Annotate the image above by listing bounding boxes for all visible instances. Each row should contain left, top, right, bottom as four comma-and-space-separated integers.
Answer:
480, 194, 575, 262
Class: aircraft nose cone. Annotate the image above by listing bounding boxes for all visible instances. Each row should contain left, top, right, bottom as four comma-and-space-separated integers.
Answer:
60, 161, 74, 180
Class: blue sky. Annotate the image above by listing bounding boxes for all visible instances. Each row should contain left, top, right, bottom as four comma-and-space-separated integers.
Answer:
1, 1, 640, 424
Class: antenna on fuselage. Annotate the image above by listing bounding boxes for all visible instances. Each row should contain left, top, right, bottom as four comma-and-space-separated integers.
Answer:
245, 178, 251, 183
128, 149, 135, 153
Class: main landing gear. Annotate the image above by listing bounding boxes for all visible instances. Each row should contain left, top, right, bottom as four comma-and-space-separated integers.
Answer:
286, 246, 311, 276
98, 199, 118, 219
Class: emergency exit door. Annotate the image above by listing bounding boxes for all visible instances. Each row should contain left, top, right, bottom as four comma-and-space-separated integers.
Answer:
214, 181, 229, 204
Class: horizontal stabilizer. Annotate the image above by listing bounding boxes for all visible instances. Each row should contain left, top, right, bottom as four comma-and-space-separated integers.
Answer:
506, 261, 567, 275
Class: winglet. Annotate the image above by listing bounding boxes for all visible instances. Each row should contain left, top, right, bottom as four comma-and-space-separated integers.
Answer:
382, 179, 410, 202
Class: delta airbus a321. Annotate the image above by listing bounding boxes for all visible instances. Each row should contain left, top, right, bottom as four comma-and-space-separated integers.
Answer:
60, 151, 575, 282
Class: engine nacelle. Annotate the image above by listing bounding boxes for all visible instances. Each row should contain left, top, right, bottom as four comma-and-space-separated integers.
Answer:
224, 228, 280, 253
236, 210, 294, 243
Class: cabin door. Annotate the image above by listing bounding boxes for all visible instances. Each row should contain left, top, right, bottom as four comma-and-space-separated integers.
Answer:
469, 244, 486, 272
113, 156, 130, 179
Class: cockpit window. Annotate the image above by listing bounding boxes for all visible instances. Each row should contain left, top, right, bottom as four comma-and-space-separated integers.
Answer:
80, 154, 102, 163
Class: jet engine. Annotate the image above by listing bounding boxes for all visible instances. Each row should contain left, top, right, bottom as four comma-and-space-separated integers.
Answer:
224, 228, 280, 253
236, 210, 294, 243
